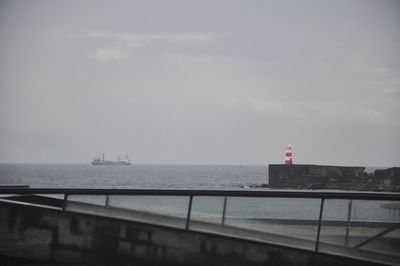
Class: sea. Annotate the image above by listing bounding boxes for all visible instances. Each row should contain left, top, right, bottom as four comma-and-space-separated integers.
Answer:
0, 164, 396, 223
0, 164, 268, 189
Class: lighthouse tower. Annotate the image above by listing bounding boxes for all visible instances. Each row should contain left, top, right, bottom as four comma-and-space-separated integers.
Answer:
284, 144, 293, 165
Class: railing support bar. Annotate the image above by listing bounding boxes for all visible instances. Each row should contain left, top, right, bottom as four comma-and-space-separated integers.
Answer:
344, 199, 352, 247
315, 198, 325, 252
353, 223, 400, 250
63, 193, 68, 211
185, 195, 193, 230
105, 195, 110, 207
221, 196, 228, 226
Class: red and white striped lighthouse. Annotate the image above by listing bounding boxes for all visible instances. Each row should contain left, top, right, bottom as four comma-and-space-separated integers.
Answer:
284, 144, 293, 165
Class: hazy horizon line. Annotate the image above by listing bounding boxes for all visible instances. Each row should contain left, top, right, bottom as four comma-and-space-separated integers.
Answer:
0, 162, 395, 168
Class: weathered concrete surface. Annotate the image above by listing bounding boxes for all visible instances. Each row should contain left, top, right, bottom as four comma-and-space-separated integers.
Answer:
0, 199, 385, 266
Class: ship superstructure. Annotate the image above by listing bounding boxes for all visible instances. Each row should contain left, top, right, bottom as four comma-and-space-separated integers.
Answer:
91, 154, 131, 166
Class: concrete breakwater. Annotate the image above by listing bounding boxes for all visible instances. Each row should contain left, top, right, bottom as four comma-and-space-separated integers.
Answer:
268, 165, 400, 192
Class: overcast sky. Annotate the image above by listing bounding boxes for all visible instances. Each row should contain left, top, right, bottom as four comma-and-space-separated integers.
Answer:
0, 0, 399, 166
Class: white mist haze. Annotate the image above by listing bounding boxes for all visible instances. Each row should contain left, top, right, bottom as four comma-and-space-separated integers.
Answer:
0, 0, 399, 166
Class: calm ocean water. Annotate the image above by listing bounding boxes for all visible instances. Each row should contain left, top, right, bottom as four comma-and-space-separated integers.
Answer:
0, 164, 396, 222
0, 164, 268, 189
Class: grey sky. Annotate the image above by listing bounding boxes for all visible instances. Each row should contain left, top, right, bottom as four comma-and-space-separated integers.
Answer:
0, 0, 399, 166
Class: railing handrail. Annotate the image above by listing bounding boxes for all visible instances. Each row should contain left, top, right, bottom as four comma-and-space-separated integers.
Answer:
1, 188, 400, 200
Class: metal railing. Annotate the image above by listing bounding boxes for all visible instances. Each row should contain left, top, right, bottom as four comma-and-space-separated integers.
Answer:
1, 188, 400, 265
1, 188, 400, 199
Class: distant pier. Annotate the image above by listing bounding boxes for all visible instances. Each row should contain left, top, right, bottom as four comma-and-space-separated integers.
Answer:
268, 164, 400, 192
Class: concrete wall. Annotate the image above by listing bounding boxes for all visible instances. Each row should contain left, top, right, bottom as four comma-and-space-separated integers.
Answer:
268, 164, 366, 189
0, 200, 382, 266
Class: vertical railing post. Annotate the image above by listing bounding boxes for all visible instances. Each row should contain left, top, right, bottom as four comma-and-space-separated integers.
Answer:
345, 199, 352, 247
315, 198, 325, 252
105, 195, 110, 207
186, 195, 193, 230
221, 196, 228, 226
63, 193, 68, 211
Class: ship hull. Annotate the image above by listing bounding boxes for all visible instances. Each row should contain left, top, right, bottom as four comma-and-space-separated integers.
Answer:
91, 161, 131, 166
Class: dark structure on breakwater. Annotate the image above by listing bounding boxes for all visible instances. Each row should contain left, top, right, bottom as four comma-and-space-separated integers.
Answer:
268, 164, 400, 191
374, 167, 400, 191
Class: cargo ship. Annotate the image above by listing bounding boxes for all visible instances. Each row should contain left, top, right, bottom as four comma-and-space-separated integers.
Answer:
91, 154, 131, 166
